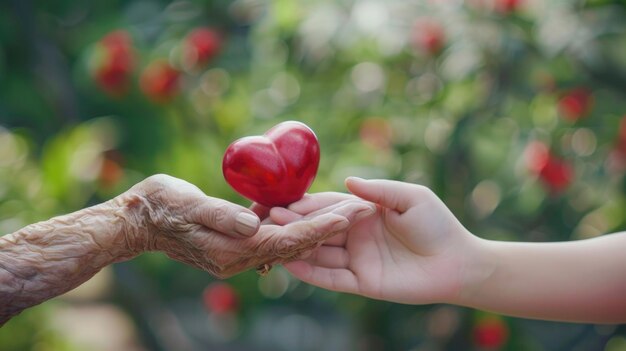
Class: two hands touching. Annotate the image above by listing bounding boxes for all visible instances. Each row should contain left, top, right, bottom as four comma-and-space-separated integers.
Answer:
121, 175, 375, 278
2, 174, 625, 325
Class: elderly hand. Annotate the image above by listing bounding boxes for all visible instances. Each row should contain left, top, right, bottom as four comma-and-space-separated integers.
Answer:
119, 174, 375, 278
0, 174, 375, 325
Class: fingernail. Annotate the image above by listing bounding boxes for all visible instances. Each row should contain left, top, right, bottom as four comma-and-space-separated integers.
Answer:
346, 176, 365, 183
355, 206, 376, 221
235, 212, 260, 237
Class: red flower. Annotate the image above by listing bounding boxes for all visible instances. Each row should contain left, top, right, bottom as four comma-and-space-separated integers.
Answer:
495, 0, 523, 14
411, 19, 446, 56
526, 142, 573, 193
139, 61, 181, 103
92, 30, 135, 96
182, 28, 221, 68
539, 157, 573, 193
203, 282, 239, 315
558, 88, 594, 121
473, 316, 509, 349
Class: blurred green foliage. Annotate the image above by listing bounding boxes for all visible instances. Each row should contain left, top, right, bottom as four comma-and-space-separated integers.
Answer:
1, 0, 626, 350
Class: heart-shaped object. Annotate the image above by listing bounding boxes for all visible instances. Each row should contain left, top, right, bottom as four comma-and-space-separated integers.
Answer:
222, 121, 320, 207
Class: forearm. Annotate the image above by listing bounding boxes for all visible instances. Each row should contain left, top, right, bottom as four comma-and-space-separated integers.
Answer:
0, 195, 143, 325
459, 232, 626, 323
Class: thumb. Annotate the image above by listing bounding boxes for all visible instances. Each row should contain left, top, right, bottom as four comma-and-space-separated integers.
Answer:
345, 177, 416, 213
191, 197, 260, 238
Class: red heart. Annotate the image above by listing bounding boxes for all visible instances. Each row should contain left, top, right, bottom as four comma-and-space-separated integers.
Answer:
222, 121, 320, 207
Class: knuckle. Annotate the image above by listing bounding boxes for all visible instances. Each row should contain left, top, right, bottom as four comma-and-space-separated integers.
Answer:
343, 199, 365, 209
145, 174, 169, 187
277, 237, 300, 254
413, 184, 434, 198
276, 232, 314, 257
207, 204, 231, 227
136, 174, 170, 198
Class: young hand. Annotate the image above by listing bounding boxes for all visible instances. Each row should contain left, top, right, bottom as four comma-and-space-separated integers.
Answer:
271, 177, 479, 305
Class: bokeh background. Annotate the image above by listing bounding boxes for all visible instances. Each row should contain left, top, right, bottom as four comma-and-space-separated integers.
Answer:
1, 0, 626, 350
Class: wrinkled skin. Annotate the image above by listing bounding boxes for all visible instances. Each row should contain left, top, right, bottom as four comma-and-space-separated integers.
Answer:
126, 175, 374, 277
0, 174, 375, 325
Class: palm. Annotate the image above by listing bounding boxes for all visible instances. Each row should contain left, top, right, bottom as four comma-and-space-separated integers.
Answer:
281, 185, 469, 305
338, 208, 461, 304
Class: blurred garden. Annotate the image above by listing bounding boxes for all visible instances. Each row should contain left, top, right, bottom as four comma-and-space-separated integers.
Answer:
1, 0, 626, 349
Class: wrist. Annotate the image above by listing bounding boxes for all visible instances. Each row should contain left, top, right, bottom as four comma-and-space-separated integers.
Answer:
454, 234, 498, 307
107, 191, 153, 259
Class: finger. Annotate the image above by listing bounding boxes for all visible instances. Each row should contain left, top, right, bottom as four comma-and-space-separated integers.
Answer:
299, 199, 375, 222
191, 197, 260, 238
324, 232, 347, 247
288, 192, 356, 215
306, 200, 376, 224
304, 246, 350, 268
276, 200, 375, 227
283, 261, 358, 294
288, 232, 346, 249
251, 202, 374, 260
289, 201, 374, 248
346, 177, 422, 213
278, 201, 373, 250
267, 202, 353, 226
282, 212, 350, 248
269, 207, 303, 225
250, 213, 349, 259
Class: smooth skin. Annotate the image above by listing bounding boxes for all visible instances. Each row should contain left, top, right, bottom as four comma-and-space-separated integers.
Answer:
271, 177, 626, 324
